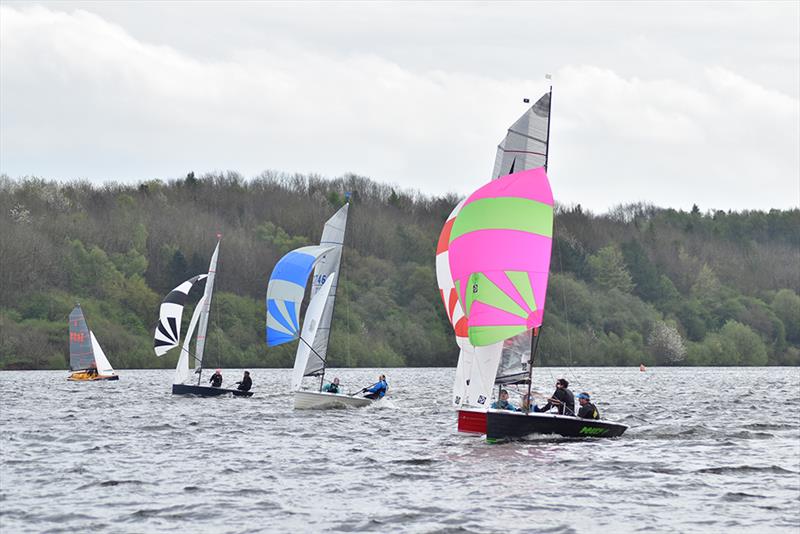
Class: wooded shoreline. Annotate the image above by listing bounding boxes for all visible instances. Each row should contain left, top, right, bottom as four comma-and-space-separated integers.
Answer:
1, 172, 798, 369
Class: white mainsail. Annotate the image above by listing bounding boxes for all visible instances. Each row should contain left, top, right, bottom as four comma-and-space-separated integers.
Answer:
307, 203, 348, 377
174, 295, 206, 385
194, 239, 220, 371
291, 273, 336, 391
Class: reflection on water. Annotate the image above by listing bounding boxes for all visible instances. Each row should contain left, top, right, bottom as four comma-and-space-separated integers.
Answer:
1, 367, 799, 533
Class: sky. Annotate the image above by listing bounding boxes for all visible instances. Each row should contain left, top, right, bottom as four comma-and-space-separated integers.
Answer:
1, 1, 798, 213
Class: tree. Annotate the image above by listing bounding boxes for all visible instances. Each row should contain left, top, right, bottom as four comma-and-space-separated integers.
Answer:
587, 245, 635, 293
773, 289, 800, 343
647, 321, 687, 365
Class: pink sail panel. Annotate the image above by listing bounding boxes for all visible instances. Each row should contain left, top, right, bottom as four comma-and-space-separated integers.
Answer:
448, 168, 554, 347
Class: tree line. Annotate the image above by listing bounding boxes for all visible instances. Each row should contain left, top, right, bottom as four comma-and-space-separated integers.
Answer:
0, 172, 798, 370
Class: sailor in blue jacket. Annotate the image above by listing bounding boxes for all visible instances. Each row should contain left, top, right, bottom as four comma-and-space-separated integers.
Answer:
491, 389, 518, 411
364, 375, 388, 400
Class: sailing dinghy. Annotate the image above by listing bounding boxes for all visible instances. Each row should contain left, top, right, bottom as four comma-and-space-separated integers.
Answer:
154, 237, 252, 397
266, 203, 371, 409
67, 304, 119, 381
439, 90, 627, 440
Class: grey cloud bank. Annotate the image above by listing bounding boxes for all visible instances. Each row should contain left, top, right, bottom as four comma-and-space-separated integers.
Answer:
1, 1, 798, 212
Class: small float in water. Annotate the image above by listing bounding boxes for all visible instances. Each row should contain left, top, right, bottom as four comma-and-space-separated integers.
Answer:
154, 236, 252, 397
67, 304, 119, 381
640, 363, 647, 372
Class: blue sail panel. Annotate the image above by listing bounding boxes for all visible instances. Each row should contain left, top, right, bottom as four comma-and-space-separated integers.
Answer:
266, 245, 334, 347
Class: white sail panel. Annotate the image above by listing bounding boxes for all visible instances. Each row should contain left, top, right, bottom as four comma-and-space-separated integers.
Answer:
90, 332, 115, 376
309, 203, 349, 365
491, 92, 551, 179
194, 240, 220, 370
174, 296, 205, 385
291, 273, 336, 391
463, 342, 504, 408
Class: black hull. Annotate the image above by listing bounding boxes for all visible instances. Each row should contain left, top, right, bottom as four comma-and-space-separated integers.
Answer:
172, 384, 253, 397
486, 410, 628, 441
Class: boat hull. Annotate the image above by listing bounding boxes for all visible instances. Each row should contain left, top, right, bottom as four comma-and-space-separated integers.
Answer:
68, 372, 119, 381
172, 384, 253, 397
486, 410, 628, 441
457, 408, 487, 434
294, 390, 373, 409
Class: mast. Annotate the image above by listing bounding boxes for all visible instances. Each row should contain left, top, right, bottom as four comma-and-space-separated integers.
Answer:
195, 235, 221, 385
544, 82, 552, 172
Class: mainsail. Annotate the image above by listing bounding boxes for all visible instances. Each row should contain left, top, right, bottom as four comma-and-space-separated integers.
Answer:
194, 239, 220, 372
492, 92, 551, 179
69, 305, 94, 371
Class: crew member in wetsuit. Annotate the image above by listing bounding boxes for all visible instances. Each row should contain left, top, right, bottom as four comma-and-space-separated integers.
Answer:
491, 389, 518, 411
538, 378, 575, 415
209, 369, 223, 388
236, 371, 252, 392
577, 392, 600, 419
322, 377, 341, 394
363, 375, 387, 400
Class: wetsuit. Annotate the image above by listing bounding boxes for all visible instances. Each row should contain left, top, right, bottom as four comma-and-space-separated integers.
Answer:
209, 373, 223, 387
540, 388, 575, 415
490, 399, 518, 411
322, 383, 340, 394
236, 375, 252, 392
578, 402, 600, 420
364, 379, 387, 400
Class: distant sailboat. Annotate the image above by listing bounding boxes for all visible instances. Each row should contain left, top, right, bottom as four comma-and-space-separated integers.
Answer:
154, 237, 252, 397
67, 304, 119, 381
266, 203, 372, 409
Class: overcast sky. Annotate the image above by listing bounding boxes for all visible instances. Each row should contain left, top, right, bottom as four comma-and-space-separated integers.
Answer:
1, 1, 798, 212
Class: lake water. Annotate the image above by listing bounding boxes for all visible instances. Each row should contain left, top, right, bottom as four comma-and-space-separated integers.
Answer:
1, 367, 799, 533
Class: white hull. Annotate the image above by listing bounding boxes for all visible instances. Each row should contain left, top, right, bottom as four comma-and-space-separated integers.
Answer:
293, 390, 373, 410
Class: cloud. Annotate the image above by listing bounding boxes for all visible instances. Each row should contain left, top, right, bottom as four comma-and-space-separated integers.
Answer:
1, 4, 798, 212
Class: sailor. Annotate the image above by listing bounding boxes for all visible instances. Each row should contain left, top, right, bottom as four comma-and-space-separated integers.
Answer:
577, 392, 600, 419
491, 389, 518, 411
322, 377, 341, 394
236, 371, 252, 392
209, 369, 223, 388
538, 378, 575, 415
363, 375, 388, 399
520, 393, 540, 412
87, 363, 98, 377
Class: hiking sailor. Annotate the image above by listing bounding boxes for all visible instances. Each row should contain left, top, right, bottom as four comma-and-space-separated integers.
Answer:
538, 378, 575, 415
